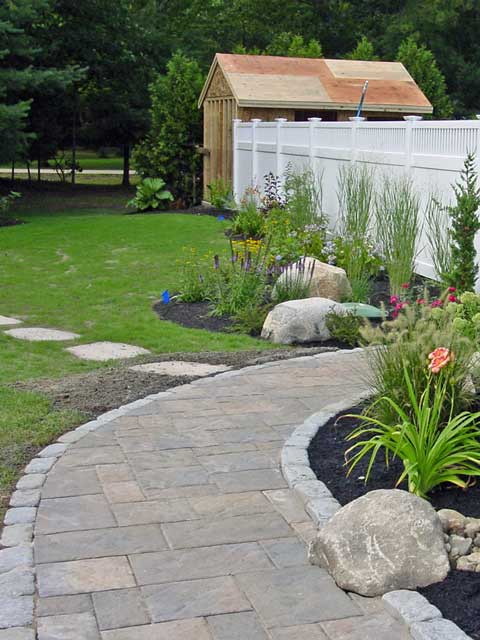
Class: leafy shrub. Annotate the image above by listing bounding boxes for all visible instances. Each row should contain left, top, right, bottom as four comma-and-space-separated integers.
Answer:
127, 178, 173, 212
272, 258, 315, 303
230, 191, 264, 238
0, 191, 21, 222
345, 363, 480, 498
325, 312, 363, 347
177, 248, 212, 302
361, 300, 475, 425
207, 178, 235, 209
209, 245, 269, 317
232, 303, 273, 336
425, 194, 453, 288
376, 175, 421, 296
132, 53, 204, 206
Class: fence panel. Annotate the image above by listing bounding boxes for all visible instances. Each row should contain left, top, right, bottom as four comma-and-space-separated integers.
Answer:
232, 118, 480, 288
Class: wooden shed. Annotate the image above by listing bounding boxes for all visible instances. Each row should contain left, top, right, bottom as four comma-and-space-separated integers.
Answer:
198, 53, 433, 198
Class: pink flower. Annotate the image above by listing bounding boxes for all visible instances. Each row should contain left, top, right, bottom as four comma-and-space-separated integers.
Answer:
416, 298, 426, 305
448, 287, 456, 292
428, 347, 453, 374
431, 299, 443, 308
401, 283, 410, 289
390, 295, 399, 305
448, 294, 458, 303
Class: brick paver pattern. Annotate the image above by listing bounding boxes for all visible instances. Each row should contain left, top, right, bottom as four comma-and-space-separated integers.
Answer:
33, 350, 408, 639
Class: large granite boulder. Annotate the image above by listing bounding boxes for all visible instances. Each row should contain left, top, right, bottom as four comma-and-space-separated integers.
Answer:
261, 297, 347, 344
274, 258, 352, 302
309, 489, 449, 597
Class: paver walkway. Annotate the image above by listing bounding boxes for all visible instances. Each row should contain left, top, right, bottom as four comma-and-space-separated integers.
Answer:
31, 350, 408, 639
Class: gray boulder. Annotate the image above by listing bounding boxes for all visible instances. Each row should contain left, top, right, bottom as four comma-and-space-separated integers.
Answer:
261, 297, 347, 344
309, 489, 449, 596
274, 257, 352, 302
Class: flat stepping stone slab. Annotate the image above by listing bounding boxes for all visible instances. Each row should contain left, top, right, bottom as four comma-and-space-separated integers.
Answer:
66, 341, 150, 361
4, 327, 80, 341
130, 361, 231, 377
0, 315, 22, 326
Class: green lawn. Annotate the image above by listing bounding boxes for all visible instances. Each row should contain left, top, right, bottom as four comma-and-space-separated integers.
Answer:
0, 187, 268, 519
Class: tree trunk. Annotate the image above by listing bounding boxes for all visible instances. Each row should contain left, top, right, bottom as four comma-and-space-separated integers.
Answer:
37, 156, 41, 182
122, 143, 130, 186
11, 159, 15, 182
71, 99, 77, 185
26, 160, 31, 181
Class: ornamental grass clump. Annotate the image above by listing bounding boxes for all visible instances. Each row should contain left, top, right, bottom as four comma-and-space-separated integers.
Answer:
284, 164, 325, 230
345, 358, 480, 499
375, 175, 421, 297
272, 257, 315, 303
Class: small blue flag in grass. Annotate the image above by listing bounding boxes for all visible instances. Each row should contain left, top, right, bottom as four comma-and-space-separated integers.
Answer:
217, 215, 225, 221
161, 290, 170, 304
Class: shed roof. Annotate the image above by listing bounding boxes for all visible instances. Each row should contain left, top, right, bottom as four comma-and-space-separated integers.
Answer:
199, 54, 433, 114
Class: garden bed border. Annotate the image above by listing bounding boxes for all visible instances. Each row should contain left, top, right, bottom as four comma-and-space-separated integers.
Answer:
280, 390, 473, 640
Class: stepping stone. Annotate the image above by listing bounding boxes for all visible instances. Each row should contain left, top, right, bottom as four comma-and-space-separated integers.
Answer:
5, 328, 80, 341
130, 361, 231, 377
66, 341, 150, 361
0, 315, 22, 326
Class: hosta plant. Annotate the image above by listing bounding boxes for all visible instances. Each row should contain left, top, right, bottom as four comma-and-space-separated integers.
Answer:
345, 359, 480, 499
127, 178, 174, 212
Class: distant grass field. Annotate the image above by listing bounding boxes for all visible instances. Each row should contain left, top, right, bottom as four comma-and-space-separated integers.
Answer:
1, 148, 124, 172
0, 184, 269, 521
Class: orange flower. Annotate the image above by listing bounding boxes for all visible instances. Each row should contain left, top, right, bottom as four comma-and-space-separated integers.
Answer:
428, 347, 453, 374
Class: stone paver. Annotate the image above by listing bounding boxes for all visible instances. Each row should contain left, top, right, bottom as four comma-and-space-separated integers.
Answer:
0, 315, 22, 326
66, 342, 150, 361
4, 328, 80, 341
24, 351, 413, 639
130, 361, 231, 376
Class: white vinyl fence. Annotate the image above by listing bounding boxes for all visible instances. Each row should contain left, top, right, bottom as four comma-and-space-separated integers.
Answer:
233, 117, 480, 287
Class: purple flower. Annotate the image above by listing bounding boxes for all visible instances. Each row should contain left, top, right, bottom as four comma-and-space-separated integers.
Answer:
213, 255, 220, 270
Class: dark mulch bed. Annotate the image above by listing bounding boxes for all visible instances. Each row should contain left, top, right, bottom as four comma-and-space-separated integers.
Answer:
154, 300, 235, 333
129, 204, 235, 219
308, 406, 480, 638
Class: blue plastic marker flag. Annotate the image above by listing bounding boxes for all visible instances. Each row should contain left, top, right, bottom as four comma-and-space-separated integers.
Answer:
161, 290, 170, 304
217, 215, 225, 221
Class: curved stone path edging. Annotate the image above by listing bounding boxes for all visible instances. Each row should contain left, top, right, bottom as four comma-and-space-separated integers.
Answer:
282, 398, 472, 640
1, 349, 413, 640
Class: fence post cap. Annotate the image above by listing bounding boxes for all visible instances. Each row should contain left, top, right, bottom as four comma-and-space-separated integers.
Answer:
250, 118, 262, 123
308, 117, 322, 122
403, 115, 423, 121
232, 118, 242, 123
275, 117, 288, 122
349, 116, 366, 122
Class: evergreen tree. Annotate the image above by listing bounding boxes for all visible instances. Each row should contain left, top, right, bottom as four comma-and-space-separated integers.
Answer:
265, 33, 322, 58
132, 53, 204, 205
347, 36, 378, 61
447, 153, 480, 291
396, 37, 453, 119
0, 0, 81, 165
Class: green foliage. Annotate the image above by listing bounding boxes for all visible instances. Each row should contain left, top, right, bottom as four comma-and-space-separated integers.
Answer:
347, 36, 378, 61
284, 165, 325, 231
337, 164, 376, 301
425, 194, 453, 288
265, 32, 323, 58
0, 191, 21, 222
272, 258, 315, 303
325, 312, 363, 347
396, 37, 453, 119
132, 53, 204, 206
375, 176, 421, 297
230, 192, 265, 237
445, 153, 480, 292
177, 249, 213, 303
345, 365, 480, 499
207, 179, 235, 209
127, 178, 174, 212
361, 301, 475, 426
209, 247, 269, 317
232, 303, 273, 336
